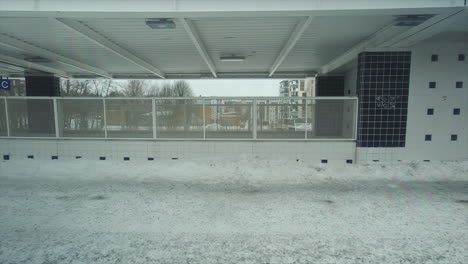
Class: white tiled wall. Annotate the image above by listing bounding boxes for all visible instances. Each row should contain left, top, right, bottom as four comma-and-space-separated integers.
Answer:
0, 139, 357, 164
404, 40, 468, 161
350, 40, 468, 162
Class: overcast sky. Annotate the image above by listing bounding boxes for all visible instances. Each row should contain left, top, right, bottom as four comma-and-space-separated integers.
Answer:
152, 79, 280, 96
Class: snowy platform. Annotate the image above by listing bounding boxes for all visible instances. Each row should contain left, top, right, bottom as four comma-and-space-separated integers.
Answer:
0, 158, 467, 263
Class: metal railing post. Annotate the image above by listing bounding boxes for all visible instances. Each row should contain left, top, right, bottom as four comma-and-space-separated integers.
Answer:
152, 98, 157, 139
4, 98, 10, 137
53, 98, 60, 138
103, 98, 108, 138
354, 98, 359, 140
252, 99, 257, 140
305, 99, 308, 140
202, 99, 206, 139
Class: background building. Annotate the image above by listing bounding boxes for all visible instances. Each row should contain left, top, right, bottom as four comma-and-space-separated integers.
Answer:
279, 78, 315, 97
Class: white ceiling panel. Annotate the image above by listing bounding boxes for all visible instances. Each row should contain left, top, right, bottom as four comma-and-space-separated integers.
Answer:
0, 17, 142, 73
0, 4, 465, 78
192, 16, 301, 72
277, 15, 398, 72
79, 18, 209, 73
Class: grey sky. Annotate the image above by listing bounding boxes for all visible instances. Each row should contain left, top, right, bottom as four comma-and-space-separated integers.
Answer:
151, 79, 280, 96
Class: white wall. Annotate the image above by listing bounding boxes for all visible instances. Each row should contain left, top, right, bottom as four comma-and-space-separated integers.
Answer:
347, 39, 468, 162
404, 40, 468, 161
0, 139, 356, 164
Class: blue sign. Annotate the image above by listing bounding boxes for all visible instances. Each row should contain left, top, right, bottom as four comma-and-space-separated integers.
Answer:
0, 79, 11, 90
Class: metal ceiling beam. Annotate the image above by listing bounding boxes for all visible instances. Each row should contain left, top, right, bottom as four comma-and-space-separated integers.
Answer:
378, 9, 466, 47
0, 34, 112, 78
320, 9, 465, 74
0, 0, 464, 15
319, 23, 398, 74
268, 16, 314, 77
54, 18, 165, 78
106, 71, 315, 80
179, 18, 217, 78
0, 61, 25, 72
0, 54, 69, 77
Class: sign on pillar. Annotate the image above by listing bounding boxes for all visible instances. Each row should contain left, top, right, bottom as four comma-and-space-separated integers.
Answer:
0, 78, 11, 90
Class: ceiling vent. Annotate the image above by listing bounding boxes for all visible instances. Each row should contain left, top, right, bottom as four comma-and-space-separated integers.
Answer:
394, 14, 434, 26
145, 18, 176, 29
24, 56, 51, 63
220, 55, 246, 62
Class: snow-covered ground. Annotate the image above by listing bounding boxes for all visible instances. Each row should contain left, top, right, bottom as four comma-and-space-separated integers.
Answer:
0, 157, 467, 264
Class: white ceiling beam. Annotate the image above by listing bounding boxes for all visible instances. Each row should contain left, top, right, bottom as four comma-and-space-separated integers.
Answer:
53, 18, 165, 78
179, 18, 217, 78
320, 9, 465, 74
268, 16, 314, 77
0, 0, 464, 14
319, 23, 398, 74
0, 61, 25, 72
0, 34, 112, 78
379, 9, 466, 47
0, 54, 69, 77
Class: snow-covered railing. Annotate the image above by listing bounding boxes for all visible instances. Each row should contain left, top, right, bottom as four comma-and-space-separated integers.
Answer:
0, 96, 358, 141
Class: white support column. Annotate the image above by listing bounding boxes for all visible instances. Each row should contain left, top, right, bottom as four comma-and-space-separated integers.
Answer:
4, 97, 10, 137
152, 98, 157, 139
252, 99, 257, 140
103, 98, 108, 138
202, 99, 206, 139
53, 98, 59, 138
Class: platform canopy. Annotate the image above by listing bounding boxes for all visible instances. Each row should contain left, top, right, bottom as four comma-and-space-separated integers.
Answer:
0, 0, 467, 79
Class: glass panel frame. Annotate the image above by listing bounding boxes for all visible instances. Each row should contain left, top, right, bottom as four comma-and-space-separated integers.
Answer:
204, 99, 253, 139
105, 99, 153, 139
0, 99, 7, 136
7, 98, 55, 137
1, 96, 358, 141
256, 98, 307, 139
57, 98, 105, 138
155, 98, 204, 139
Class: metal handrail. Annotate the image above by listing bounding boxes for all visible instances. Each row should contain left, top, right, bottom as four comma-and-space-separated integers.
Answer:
0, 96, 357, 100
0, 96, 359, 141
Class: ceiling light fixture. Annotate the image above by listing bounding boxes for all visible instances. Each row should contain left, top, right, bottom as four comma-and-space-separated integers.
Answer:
24, 56, 51, 63
145, 18, 176, 29
394, 14, 434, 27
220, 55, 245, 62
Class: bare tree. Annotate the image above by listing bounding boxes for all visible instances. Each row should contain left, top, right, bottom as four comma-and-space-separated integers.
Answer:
91, 79, 115, 97
145, 83, 160, 97
60, 79, 93, 96
158, 82, 173, 97
172, 80, 193, 97
122, 80, 146, 97
60, 79, 118, 97
107, 90, 125, 97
